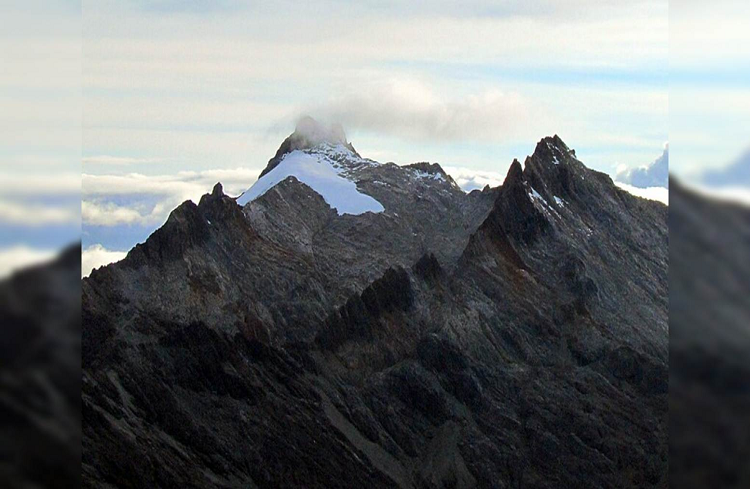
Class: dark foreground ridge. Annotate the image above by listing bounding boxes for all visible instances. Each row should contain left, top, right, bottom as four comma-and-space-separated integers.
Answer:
82, 127, 668, 488
1, 244, 81, 488
669, 179, 750, 488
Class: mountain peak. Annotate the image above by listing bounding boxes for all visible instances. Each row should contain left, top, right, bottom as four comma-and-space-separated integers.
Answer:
259, 116, 359, 178
531, 134, 573, 164
506, 158, 524, 184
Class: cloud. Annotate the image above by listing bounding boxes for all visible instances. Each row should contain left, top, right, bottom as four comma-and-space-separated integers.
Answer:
700, 146, 750, 187
0, 246, 57, 279
83, 168, 260, 197
81, 201, 151, 226
615, 143, 668, 188
82, 155, 168, 166
683, 183, 750, 208
443, 166, 507, 191
82, 167, 261, 226
614, 182, 669, 204
0, 200, 80, 226
88, 0, 663, 21
0, 172, 80, 229
82, 244, 128, 278
305, 79, 532, 143
0, 173, 80, 196
77, 0, 668, 174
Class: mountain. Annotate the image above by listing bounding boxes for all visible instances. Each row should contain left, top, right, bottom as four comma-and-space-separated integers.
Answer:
82, 119, 668, 488
701, 148, 750, 187
616, 145, 669, 188
669, 179, 750, 488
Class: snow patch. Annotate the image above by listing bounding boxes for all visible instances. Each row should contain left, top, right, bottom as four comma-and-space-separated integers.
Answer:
413, 170, 446, 182
528, 186, 562, 219
547, 142, 561, 165
528, 187, 548, 206
554, 196, 565, 207
237, 149, 385, 215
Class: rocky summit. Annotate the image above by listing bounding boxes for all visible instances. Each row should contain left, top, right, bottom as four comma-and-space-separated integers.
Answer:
82, 118, 668, 488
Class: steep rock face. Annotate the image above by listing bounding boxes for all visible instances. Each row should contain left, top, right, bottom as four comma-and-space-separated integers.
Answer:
82, 132, 668, 488
464, 136, 668, 356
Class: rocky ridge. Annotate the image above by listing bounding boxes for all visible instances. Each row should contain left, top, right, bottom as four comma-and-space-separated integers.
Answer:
82, 120, 668, 488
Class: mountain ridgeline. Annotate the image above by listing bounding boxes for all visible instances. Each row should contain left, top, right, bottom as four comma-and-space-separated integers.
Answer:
82, 119, 668, 488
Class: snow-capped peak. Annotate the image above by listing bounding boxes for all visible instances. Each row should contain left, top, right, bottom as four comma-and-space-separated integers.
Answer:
259, 116, 361, 179
236, 147, 385, 215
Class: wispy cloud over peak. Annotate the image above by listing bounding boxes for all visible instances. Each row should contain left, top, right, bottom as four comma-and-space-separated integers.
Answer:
304, 79, 534, 144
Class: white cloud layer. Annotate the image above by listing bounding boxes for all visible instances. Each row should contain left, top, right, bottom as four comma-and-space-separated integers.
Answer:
82, 167, 261, 226
443, 166, 507, 191
0, 246, 57, 279
0, 200, 80, 226
0, 173, 80, 196
82, 155, 167, 166
683, 183, 750, 208
82, 244, 128, 278
614, 182, 669, 204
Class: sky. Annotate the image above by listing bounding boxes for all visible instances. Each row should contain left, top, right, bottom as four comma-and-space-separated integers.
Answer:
0, 0, 81, 276
4, 0, 678, 276
669, 0, 750, 178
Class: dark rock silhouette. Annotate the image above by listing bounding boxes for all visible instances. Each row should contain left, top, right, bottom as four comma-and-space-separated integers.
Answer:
669, 178, 750, 488
0, 244, 81, 488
